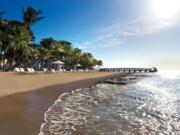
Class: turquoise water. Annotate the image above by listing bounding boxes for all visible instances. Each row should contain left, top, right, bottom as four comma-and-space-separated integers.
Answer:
39, 72, 180, 135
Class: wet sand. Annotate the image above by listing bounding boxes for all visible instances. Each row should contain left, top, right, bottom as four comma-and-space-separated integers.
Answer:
0, 72, 126, 135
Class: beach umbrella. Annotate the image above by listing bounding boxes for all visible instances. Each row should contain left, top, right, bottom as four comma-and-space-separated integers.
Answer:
52, 61, 64, 65
74, 64, 81, 67
73, 64, 81, 70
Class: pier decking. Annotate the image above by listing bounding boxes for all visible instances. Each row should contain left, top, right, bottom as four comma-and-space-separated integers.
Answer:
100, 67, 158, 73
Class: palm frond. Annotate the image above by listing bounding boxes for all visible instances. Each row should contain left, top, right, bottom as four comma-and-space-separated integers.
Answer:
23, 7, 44, 27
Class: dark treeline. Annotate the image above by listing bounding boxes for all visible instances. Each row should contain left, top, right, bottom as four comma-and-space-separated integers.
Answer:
0, 7, 103, 71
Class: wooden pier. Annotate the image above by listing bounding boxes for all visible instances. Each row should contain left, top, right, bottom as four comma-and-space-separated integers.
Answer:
100, 67, 158, 73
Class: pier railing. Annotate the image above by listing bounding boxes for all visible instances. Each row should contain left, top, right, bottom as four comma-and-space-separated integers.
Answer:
100, 67, 158, 73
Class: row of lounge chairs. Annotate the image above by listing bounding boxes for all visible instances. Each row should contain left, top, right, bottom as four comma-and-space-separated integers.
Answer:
14, 67, 56, 73
13, 67, 95, 73
14, 68, 36, 73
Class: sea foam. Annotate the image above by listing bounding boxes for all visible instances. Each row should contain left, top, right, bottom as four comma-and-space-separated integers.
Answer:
39, 74, 180, 135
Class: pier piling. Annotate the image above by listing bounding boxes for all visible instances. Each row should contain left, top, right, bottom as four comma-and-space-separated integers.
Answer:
100, 67, 158, 73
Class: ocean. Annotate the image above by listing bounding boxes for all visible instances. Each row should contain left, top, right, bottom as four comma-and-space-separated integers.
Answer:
39, 72, 180, 135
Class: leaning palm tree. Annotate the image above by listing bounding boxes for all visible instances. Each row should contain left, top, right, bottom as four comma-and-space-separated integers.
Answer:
23, 7, 44, 28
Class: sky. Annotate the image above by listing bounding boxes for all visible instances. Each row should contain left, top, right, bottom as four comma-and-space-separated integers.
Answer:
0, 0, 180, 70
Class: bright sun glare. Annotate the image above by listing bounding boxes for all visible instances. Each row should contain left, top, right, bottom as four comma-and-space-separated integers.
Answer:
152, 0, 180, 19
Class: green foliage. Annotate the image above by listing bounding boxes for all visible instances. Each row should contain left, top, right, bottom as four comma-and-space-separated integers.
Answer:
39, 38, 66, 68
23, 7, 44, 28
0, 7, 103, 71
4, 23, 34, 69
80, 53, 94, 69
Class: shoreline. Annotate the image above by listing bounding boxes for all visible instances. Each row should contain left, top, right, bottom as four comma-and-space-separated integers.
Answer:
0, 72, 124, 98
0, 72, 127, 135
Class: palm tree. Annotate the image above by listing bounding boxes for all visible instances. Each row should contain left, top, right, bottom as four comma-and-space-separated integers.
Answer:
40, 37, 55, 49
51, 42, 65, 61
0, 11, 5, 50
72, 48, 81, 67
39, 38, 66, 69
23, 7, 44, 28
97, 60, 103, 66
80, 52, 94, 69
0, 14, 10, 70
0, 7, 103, 71
59, 40, 71, 46
39, 38, 55, 68
59, 41, 73, 68
4, 22, 33, 70
97, 60, 103, 70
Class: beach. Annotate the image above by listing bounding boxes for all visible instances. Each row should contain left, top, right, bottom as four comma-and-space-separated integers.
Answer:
0, 72, 126, 135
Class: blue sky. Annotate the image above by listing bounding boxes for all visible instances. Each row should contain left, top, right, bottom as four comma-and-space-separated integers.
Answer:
1, 0, 180, 70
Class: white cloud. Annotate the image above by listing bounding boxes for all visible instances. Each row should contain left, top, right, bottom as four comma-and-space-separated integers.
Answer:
76, 16, 179, 50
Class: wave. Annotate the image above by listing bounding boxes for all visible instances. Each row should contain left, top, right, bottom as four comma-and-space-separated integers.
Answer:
39, 74, 180, 135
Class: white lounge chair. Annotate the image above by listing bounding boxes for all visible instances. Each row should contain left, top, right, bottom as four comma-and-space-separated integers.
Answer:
78, 69, 83, 72
30, 68, 35, 72
27, 68, 32, 73
27, 68, 35, 73
19, 68, 25, 72
14, 67, 20, 72
58, 68, 63, 72
51, 69, 56, 72
43, 68, 47, 72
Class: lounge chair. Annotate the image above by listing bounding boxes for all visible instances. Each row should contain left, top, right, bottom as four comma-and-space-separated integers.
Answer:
57, 68, 63, 72
14, 67, 20, 72
27, 68, 35, 73
78, 69, 83, 72
30, 68, 35, 72
50, 69, 56, 72
27, 68, 32, 73
19, 68, 25, 72
43, 68, 47, 72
